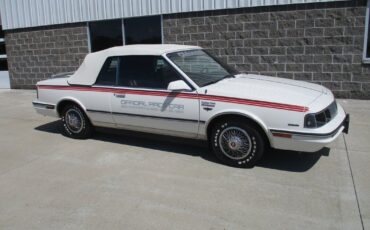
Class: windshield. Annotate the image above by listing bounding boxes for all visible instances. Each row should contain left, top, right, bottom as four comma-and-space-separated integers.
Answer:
166, 49, 240, 87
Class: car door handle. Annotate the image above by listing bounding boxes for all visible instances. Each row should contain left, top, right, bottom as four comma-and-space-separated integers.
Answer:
114, 93, 126, 98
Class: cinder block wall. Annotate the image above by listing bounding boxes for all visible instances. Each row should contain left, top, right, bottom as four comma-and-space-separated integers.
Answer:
5, 24, 89, 89
163, 0, 369, 99
3, 0, 370, 99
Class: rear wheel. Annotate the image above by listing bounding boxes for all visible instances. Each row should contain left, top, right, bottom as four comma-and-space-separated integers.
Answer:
61, 104, 93, 139
211, 120, 265, 168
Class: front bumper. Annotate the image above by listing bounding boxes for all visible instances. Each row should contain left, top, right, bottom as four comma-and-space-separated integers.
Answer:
270, 109, 350, 153
343, 114, 350, 134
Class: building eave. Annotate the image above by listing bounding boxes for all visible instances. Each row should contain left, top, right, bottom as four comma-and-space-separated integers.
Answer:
0, 0, 350, 30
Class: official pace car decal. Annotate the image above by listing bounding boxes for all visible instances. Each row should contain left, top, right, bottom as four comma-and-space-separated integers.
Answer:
201, 101, 216, 111
121, 99, 184, 113
37, 85, 309, 112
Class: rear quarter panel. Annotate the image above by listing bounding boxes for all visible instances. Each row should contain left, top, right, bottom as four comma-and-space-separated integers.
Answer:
37, 86, 112, 124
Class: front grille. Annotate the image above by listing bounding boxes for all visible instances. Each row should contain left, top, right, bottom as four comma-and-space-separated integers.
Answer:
315, 101, 338, 127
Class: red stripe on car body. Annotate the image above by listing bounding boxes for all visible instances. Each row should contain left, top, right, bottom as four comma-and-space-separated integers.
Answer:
37, 85, 309, 112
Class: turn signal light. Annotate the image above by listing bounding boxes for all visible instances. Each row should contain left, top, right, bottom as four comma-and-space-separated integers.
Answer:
272, 133, 292, 138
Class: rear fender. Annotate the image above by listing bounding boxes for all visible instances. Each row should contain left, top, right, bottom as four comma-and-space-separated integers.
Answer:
56, 97, 87, 117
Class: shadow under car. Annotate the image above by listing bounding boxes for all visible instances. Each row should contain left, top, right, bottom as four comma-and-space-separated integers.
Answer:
35, 120, 329, 172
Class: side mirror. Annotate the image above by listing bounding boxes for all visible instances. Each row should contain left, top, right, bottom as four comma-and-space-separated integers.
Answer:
167, 80, 191, 91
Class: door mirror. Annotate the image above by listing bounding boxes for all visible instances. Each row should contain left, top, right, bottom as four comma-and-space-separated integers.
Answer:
167, 80, 191, 91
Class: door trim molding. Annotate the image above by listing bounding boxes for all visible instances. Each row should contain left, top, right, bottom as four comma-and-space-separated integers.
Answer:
87, 109, 206, 123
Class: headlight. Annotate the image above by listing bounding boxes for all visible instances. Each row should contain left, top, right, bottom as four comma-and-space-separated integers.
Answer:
304, 101, 338, 129
304, 114, 317, 128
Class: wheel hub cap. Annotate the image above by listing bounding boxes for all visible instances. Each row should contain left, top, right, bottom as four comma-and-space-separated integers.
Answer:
228, 137, 242, 151
219, 127, 252, 160
65, 109, 83, 133
68, 114, 80, 128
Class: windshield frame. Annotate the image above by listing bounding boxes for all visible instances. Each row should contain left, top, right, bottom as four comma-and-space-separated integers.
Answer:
164, 49, 240, 88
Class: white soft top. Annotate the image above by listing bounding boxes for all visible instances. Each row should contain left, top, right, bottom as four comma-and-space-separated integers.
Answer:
68, 44, 200, 86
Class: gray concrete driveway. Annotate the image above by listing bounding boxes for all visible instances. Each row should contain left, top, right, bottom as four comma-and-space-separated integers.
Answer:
0, 90, 369, 230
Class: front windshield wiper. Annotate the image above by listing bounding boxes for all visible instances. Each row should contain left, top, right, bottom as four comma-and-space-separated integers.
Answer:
202, 74, 235, 87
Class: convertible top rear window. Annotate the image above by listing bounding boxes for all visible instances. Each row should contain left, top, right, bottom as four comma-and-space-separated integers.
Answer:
95, 57, 119, 86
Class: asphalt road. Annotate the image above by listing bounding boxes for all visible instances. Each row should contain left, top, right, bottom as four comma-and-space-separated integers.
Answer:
0, 89, 369, 230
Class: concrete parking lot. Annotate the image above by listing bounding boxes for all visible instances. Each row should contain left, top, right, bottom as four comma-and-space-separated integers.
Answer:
0, 89, 369, 230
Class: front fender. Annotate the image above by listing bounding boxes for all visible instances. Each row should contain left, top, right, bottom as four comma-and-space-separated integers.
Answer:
204, 109, 272, 143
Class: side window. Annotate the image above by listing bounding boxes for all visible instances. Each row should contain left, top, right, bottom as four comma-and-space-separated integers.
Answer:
95, 57, 119, 86
124, 16, 162, 45
0, 59, 8, 71
118, 56, 183, 90
89, 20, 123, 52
0, 25, 8, 71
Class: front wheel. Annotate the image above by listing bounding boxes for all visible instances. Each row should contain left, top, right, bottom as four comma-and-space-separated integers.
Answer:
61, 104, 93, 139
211, 120, 265, 168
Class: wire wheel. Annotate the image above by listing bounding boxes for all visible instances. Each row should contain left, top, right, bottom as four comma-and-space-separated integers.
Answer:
219, 127, 252, 160
65, 108, 84, 133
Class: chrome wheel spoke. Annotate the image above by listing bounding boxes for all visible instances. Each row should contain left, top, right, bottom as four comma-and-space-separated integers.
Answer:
65, 109, 83, 133
219, 127, 252, 160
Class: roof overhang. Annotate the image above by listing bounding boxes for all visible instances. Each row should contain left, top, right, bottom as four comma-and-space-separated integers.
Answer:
0, 0, 349, 30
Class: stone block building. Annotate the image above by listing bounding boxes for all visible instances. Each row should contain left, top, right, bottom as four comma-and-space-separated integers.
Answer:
0, 0, 369, 98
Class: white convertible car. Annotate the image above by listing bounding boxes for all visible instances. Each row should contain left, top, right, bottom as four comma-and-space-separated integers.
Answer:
33, 44, 349, 167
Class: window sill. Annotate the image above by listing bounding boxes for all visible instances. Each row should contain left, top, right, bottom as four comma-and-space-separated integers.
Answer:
363, 58, 370, 64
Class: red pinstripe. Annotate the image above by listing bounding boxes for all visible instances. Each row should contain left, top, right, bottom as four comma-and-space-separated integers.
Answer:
37, 85, 309, 112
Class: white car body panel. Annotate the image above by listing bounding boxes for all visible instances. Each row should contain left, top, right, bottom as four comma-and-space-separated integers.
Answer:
209, 74, 324, 106
109, 88, 200, 137
33, 45, 349, 153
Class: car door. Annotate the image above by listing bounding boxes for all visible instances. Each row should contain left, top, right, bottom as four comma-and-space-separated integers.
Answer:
84, 57, 117, 127
110, 55, 200, 138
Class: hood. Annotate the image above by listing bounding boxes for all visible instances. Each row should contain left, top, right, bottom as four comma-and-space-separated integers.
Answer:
202, 74, 327, 107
